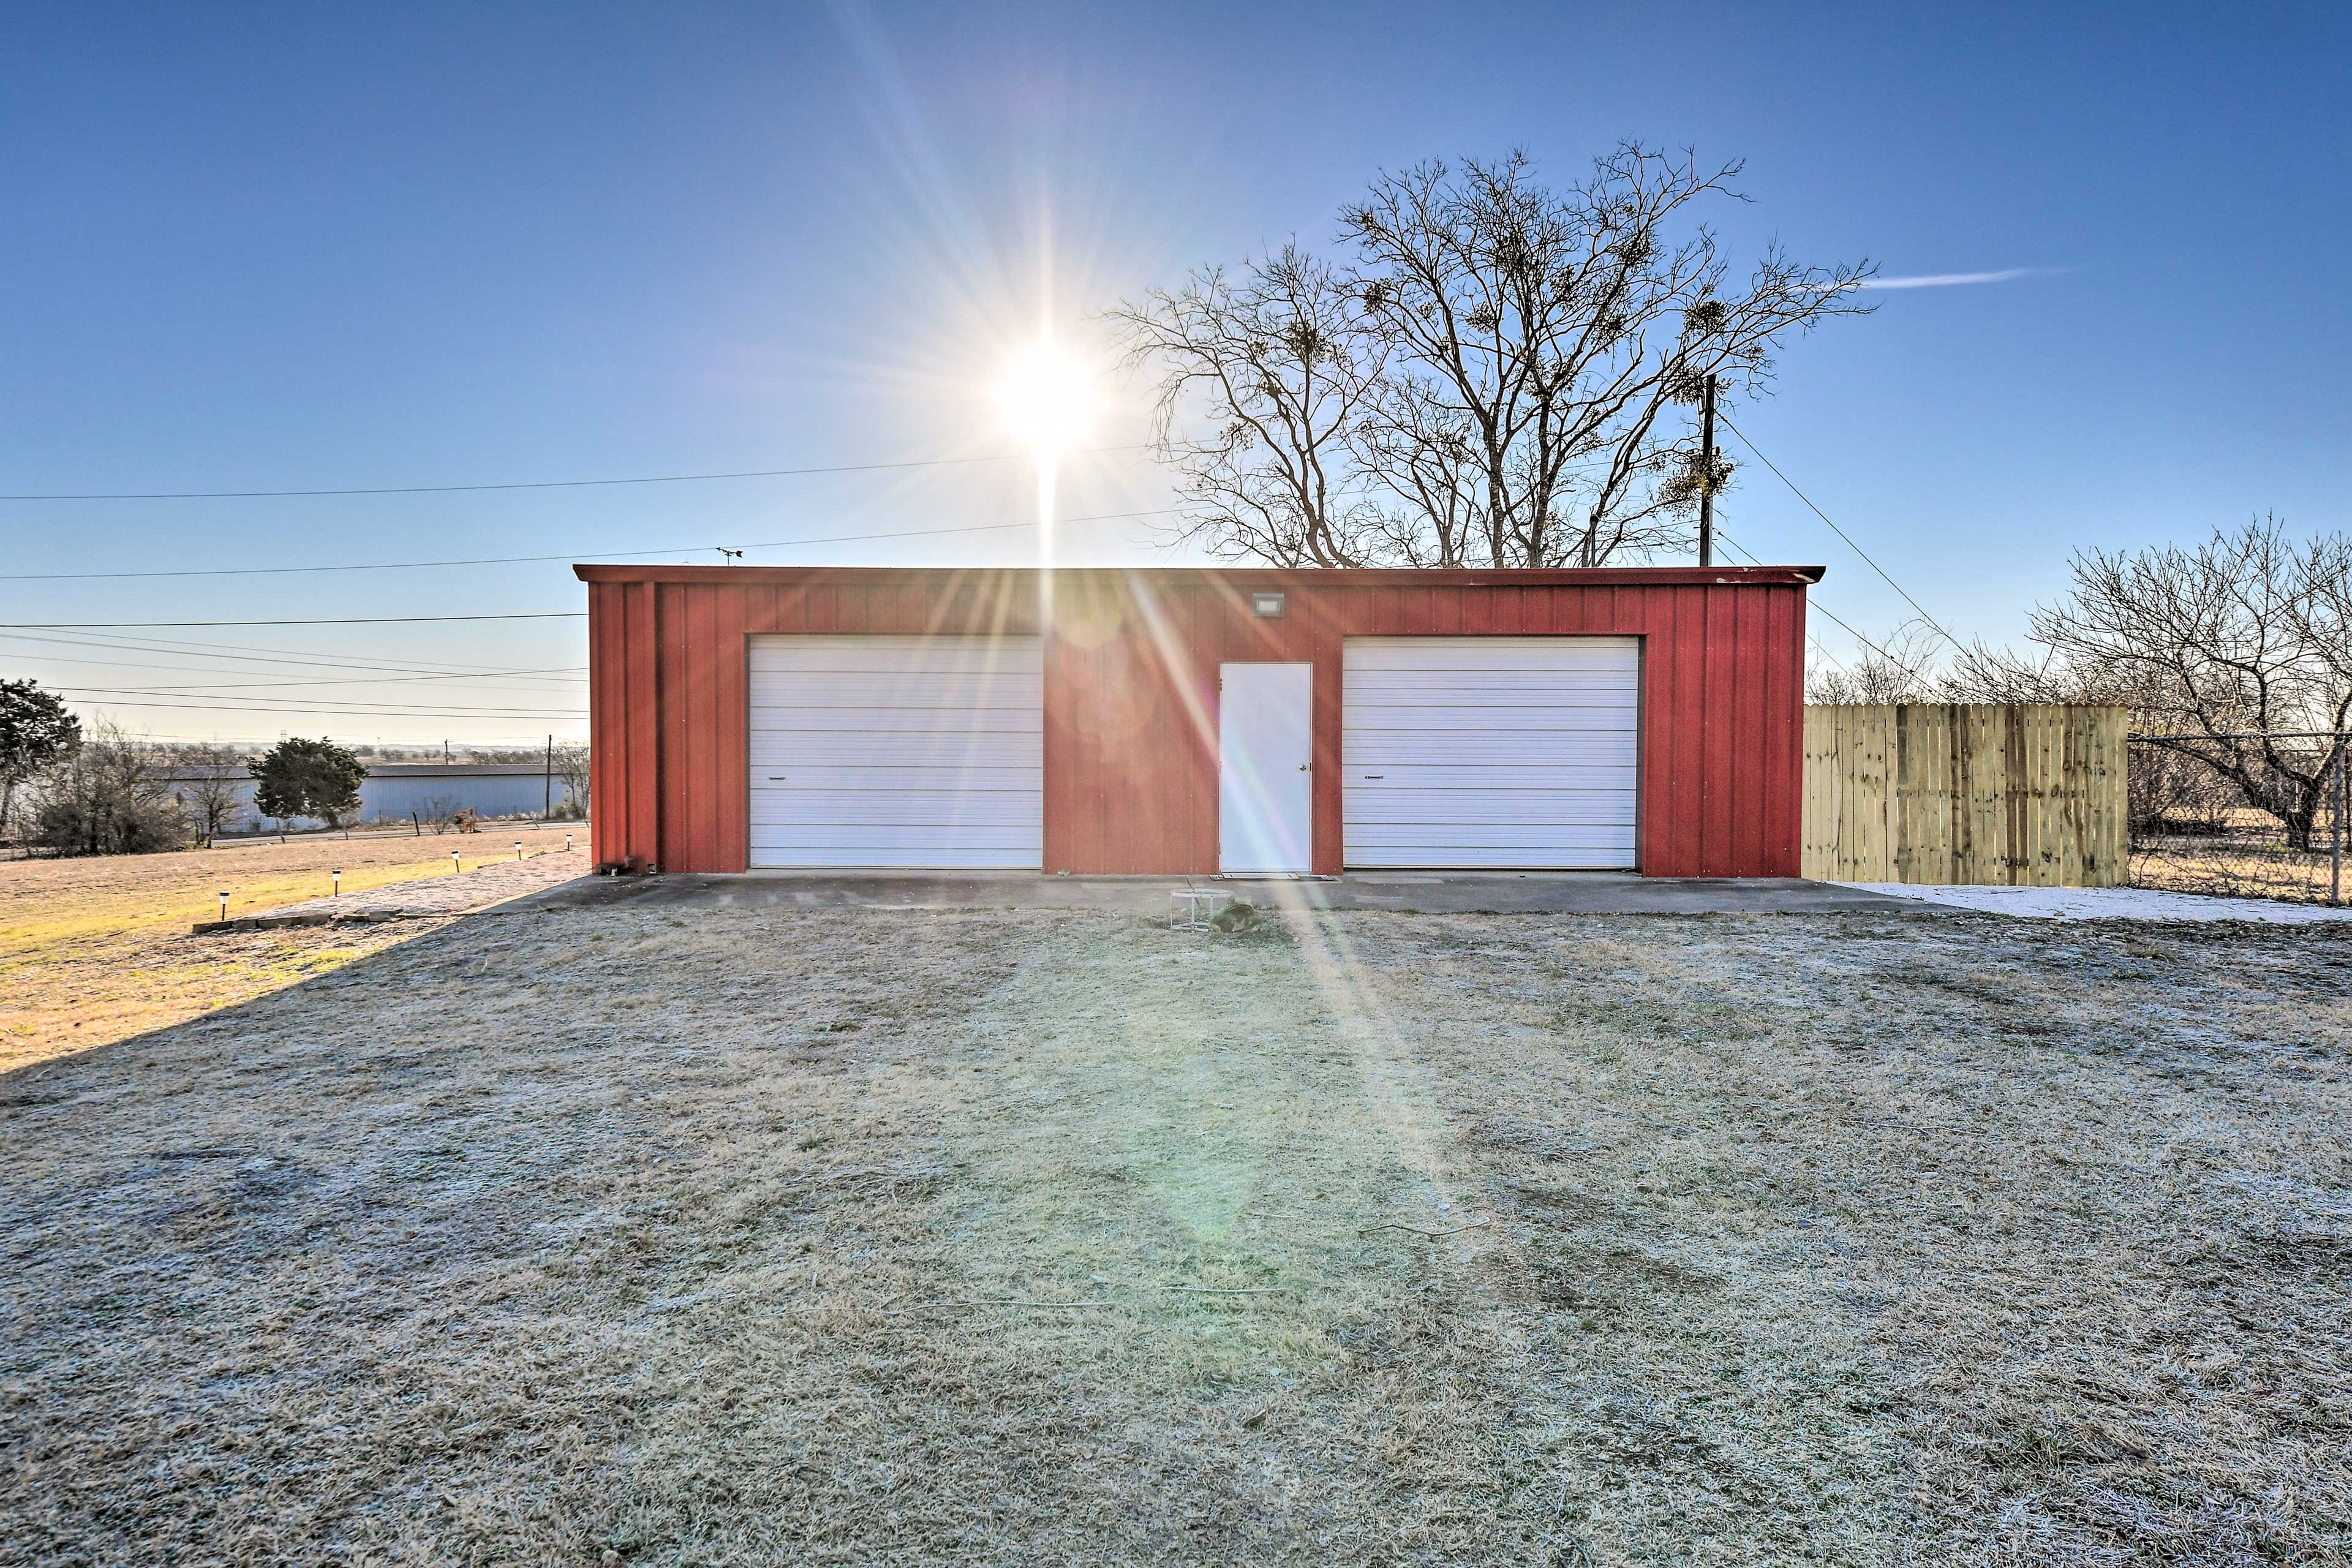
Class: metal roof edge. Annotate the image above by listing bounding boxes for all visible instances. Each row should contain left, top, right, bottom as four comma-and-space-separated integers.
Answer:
571, 563, 1826, 586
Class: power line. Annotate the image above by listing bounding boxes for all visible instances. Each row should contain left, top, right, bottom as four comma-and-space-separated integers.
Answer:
0, 647, 586, 688
0, 507, 1182, 582
1804, 601, 1907, 668
1709, 528, 1849, 673
1716, 415, 1958, 646
0, 636, 585, 697
2, 612, 586, 630
0, 443, 1147, 502
46, 666, 585, 695
1714, 524, 1905, 668
1715, 527, 1854, 669
0, 501, 1188, 622
0, 625, 588, 677
48, 690, 585, 719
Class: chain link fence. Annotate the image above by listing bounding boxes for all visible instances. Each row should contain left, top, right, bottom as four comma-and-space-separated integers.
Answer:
2128, 731, 2348, 905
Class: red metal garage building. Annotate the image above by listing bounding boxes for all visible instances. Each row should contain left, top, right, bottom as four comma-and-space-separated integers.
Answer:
576, 563, 1820, 879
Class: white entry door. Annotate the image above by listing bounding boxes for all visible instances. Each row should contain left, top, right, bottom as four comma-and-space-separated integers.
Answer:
1219, 662, 1314, 875
1343, 636, 1640, 869
747, 635, 1042, 869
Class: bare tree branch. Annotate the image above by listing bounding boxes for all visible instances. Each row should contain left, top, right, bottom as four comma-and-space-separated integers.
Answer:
2015, 515, 2352, 848
1110, 145, 1872, 569
1343, 145, 1874, 566
1105, 246, 1385, 565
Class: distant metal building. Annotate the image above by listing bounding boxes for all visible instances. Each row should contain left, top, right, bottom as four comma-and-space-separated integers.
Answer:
357, 764, 577, 825
156, 762, 581, 834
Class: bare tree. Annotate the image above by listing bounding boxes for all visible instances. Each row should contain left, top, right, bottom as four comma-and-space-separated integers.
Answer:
1107, 245, 1387, 565
1805, 621, 1950, 704
2024, 516, 2351, 848
1346, 148, 1872, 566
28, 723, 187, 856
1112, 145, 1872, 568
167, 742, 250, 845
550, 743, 590, 816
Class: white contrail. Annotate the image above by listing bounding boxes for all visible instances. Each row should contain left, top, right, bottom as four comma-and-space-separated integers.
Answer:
1862, 268, 2043, 289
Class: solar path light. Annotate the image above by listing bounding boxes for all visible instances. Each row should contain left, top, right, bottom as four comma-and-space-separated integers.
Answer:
217, 891, 228, 922
331, 869, 341, 897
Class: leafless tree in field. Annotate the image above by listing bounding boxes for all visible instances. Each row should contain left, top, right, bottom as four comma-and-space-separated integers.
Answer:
2021, 516, 2352, 848
1112, 145, 1873, 568
1107, 245, 1387, 566
168, 742, 249, 845
550, 743, 590, 816
28, 723, 187, 856
1901, 638, 2235, 837
1805, 621, 1950, 704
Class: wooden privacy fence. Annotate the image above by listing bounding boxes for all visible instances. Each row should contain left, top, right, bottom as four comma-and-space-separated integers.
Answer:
1801, 704, 2128, 886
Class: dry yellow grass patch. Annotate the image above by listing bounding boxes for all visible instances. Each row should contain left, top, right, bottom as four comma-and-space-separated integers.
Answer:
0, 825, 584, 1069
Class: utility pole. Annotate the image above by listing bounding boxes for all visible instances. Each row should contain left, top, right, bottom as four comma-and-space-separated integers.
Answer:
543, 733, 554, 820
1698, 373, 1717, 569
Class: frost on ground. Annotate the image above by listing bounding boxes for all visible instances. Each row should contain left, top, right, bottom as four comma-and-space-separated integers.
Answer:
254, 848, 589, 922
1842, 882, 2352, 924
1, 908, 2345, 1566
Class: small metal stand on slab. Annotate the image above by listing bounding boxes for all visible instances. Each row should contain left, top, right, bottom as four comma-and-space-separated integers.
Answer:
1171, 888, 1231, 930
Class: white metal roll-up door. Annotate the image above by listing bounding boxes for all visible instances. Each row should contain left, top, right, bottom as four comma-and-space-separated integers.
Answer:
1343, 636, 1640, 869
747, 635, 1042, 869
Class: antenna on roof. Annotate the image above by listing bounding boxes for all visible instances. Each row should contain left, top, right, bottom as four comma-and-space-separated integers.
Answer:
717, 546, 744, 564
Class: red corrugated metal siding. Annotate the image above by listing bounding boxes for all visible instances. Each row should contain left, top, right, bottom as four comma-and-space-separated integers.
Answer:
575, 565, 1817, 878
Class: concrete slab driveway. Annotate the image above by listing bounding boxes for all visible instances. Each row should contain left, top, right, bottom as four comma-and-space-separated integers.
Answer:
518, 870, 1915, 916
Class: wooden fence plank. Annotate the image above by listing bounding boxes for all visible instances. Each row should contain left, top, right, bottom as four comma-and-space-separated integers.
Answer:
1892, 706, 1945, 884
1853, 705, 1892, 879
1802, 707, 1839, 878
1959, 704, 2008, 884
2089, 705, 2127, 886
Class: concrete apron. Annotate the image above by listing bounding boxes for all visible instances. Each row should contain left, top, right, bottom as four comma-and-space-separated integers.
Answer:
516, 870, 1920, 917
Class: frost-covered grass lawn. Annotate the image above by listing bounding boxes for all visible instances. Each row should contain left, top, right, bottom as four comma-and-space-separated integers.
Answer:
2, 907, 2345, 1566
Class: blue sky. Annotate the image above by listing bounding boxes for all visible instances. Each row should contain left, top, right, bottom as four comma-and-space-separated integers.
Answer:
2, 2, 2345, 743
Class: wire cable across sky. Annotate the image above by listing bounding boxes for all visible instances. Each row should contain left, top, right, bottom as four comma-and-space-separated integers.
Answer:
1, 612, 588, 630
0, 442, 1150, 502
1717, 414, 1958, 647
0, 508, 1182, 582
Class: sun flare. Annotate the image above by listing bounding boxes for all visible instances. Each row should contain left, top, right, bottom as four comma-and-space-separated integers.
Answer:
994, 341, 1098, 461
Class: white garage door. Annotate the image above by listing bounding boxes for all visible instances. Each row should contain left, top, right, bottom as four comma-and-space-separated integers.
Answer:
1343, 636, 1640, 869
748, 635, 1042, 869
